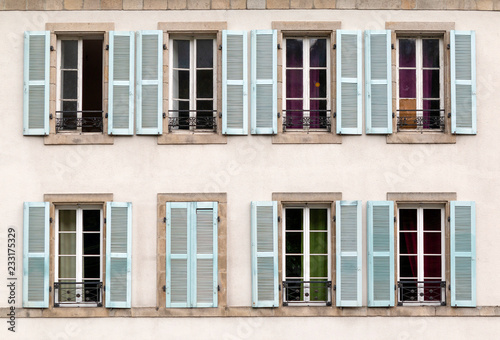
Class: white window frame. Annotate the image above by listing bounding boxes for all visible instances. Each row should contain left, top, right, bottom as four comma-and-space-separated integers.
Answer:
55, 204, 103, 307
282, 36, 331, 132
396, 35, 444, 131
282, 204, 331, 306
397, 204, 445, 305
169, 34, 217, 133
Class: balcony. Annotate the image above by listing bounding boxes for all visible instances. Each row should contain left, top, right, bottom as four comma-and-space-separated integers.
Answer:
397, 109, 445, 132
282, 110, 331, 132
397, 280, 446, 306
54, 281, 103, 307
56, 110, 103, 133
168, 110, 217, 132
282, 280, 332, 306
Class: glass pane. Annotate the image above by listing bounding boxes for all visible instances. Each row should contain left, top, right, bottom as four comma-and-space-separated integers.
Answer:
174, 70, 190, 100
423, 69, 440, 98
310, 209, 327, 230
286, 255, 303, 278
59, 210, 76, 231
62, 70, 78, 99
399, 39, 416, 67
309, 100, 327, 129
285, 232, 303, 254
309, 69, 326, 98
196, 70, 213, 99
399, 209, 417, 231
286, 69, 303, 98
399, 232, 417, 254
62, 40, 78, 69
83, 233, 100, 255
310, 232, 327, 254
310, 38, 326, 67
58, 279, 76, 303
310, 279, 328, 302
424, 232, 441, 254
196, 100, 214, 129
310, 255, 328, 278
83, 257, 100, 279
59, 233, 76, 255
83, 210, 100, 231
399, 69, 416, 98
285, 100, 303, 129
424, 255, 442, 278
424, 209, 441, 231
178, 101, 190, 130
399, 255, 417, 278
423, 39, 440, 68
285, 209, 303, 230
286, 39, 303, 68
196, 39, 213, 68
59, 256, 76, 279
173, 40, 189, 69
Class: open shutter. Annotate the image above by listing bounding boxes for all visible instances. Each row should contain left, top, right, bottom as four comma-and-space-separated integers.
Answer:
336, 30, 362, 135
166, 202, 190, 307
251, 201, 278, 307
451, 31, 476, 134
136, 30, 163, 135
367, 201, 394, 307
222, 30, 248, 135
251, 30, 277, 134
365, 30, 392, 134
450, 201, 476, 307
336, 200, 362, 306
108, 31, 134, 135
105, 202, 132, 308
23, 202, 49, 308
23, 31, 50, 135
194, 202, 218, 308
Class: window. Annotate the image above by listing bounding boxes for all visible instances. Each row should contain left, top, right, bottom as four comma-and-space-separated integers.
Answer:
169, 37, 217, 132
282, 205, 331, 305
397, 205, 445, 305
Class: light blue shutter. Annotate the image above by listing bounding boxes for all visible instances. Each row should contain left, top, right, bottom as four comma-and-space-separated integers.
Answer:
222, 30, 248, 135
23, 31, 50, 135
166, 202, 190, 308
336, 30, 362, 135
194, 202, 218, 308
105, 202, 132, 308
108, 31, 135, 135
367, 201, 394, 307
450, 201, 476, 307
365, 30, 392, 134
336, 200, 362, 307
250, 30, 277, 134
451, 31, 476, 134
251, 201, 278, 307
136, 30, 163, 135
23, 202, 49, 308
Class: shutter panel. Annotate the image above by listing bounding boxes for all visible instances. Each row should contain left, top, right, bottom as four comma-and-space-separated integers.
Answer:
23, 202, 49, 308
105, 202, 132, 308
194, 202, 218, 308
336, 30, 362, 135
451, 31, 476, 134
365, 30, 392, 134
336, 200, 362, 307
251, 201, 278, 307
108, 31, 135, 135
250, 30, 277, 134
367, 201, 394, 307
222, 30, 248, 135
450, 201, 476, 307
136, 30, 163, 135
23, 31, 50, 135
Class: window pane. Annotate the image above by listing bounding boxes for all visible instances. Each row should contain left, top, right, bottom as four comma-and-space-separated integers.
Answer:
196, 70, 213, 99
62, 40, 78, 69
423, 39, 440, 68
309, 100, 327, 128
399, 255, 417, 278
286, 232, 303, 254
83, 233, 100, 255
62, 70, 78, 99
399, 39, 416, 67
196, 39, 213, 68
399, 209, 417, 230
310, 255, 328, 278
286, 255, 303, 278
424, 232, 441, 254
423, 69, 440, 99
174, 70, 190, 100
286, 69, 303, 98
423, 100, 441, 129
310, 38, 326, 68
286, 39, 303, 68
286, 209, 303, 230
310, 209, 327, 230
83, 210, 100, 232
83, 257, 100, 279
310, 279, 328, 302
177, 101, 190, 130
173, 40, 189, 69
285, 100, 303, 129
59, 256, 76, 279
196, 99, 214, 129
424, 255, 442, 278
310, 232, 327, 254
399, 69, 416, 98
309, 69, 326, 99
424, 209, 441, 231
59, 233, 76, 255
399, 232, 417, 254
59, 210, 76, 231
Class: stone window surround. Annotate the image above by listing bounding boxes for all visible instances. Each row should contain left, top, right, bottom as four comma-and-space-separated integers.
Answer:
386, 22, 457, 144
272, 22, 342, 144
157, 22, 227, 145
44, 23, 115, 145
156, 193, 227, 314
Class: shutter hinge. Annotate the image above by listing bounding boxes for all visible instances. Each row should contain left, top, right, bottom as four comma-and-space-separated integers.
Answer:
217, 216, 220, 223
105, 113, 108, 118
394, 284, 397, 291
333, 216, 336, 222
333, 44, 336, 50
163, 44, 167, 50
394, 216, 397, 222
49, 286, 52, 292
50, 45, 54, 51
104, 218, 106, 224
219, 112, 222, 118
333, 112, 336, 118
106, 45, 109, 51
163, 285, 166, 292
163, 217, 167, 223
49, 217, 53, 224
447, 112, 451, 118
448, 216, 450, 222
163, 112, 166, 119
277, 216, 281, 222
218, 285, 220, 292
218, 44, 222, 50
448, 284, 451, 290
277, 112, 281, 118
392, 112, 395, 118
333, 284, 336, 291
447, 43, 450, 50
277, 43, 281, 50
391, 43, 394, 50
49, 114, 53, 120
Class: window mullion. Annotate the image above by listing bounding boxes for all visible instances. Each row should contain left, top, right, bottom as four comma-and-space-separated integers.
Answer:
77, 39, 83, 132
416, 39, 423, 119
191, 39, 196, 128
303, 207, 310, 301
303, 39, 310, 118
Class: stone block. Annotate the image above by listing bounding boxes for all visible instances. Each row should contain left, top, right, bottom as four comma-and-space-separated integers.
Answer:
314, 0, 335, 9
187, 0, 210, 8
123, 0, 143, 9
416, 0, 447, 9
230, 0, 246, 8
45, 0, 64, 10
64, 0, 83, 9
358, 0, 400, 9
335, 0, 356, 9
401, 0, 416, 9
291, 0, 313, 8
212, 0, 230, 9
267, 0, 289, 9
5, 0, 25, 10
476, 0, 493, 10
144, 0, 167, 9
247, 0, 266, 9
83, 0, 101, 9
101, 0, 123, 9
27, 0, 45, 10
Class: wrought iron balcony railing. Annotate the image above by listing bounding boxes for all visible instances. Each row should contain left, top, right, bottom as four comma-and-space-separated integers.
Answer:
55, 110, 103, 133
282, 280, 332, 306
54, 281, 103, 307
168, 110, 217, 132
397, 280, 446, 306
282, 110, 331, 132
396, 109, 445, 131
